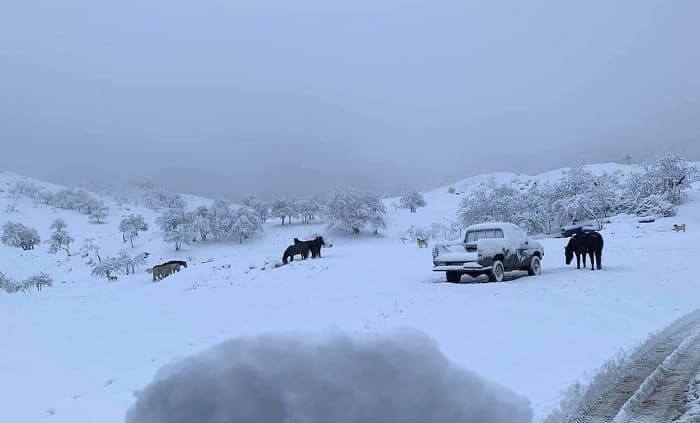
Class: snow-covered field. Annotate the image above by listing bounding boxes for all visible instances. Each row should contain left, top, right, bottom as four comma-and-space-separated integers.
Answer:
1, 165, 699, 422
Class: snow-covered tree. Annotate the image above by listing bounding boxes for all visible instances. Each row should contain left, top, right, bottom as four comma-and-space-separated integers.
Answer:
86, 200, 109, 223
22, 272, 53, 292
119, 214, 148, 247
295, 196, 323, 223
192, 205, 212, 241
243, 197, 270, 223
326, 189, 387, 235
46, 219, 73, 256
1, 221, 41, 250
458, 185, 522, 227
80, 237, 102, 263
399, 191, 426, 213
164, 223, 195, 251
232, 206, 262, 243
91, 256, 122, 281
208, 200, 235, 240
0, 271, 22, 293
270, 197, 297, 225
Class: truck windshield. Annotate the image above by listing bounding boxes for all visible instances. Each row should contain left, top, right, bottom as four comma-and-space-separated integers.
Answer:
465, 229, 504, 243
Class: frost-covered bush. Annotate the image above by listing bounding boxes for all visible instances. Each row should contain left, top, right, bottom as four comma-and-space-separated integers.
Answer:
457, 156, 696, 233
0, 271, 22, 293
46, 219, 73, 256
80, 238, 102, 263
448, 186, 456, 194
400, 191, 426, 212
119, 214, 149, 247
0, 271, 52, 293
118, 250, 148, 275
401, 225, 430, 242
326, 188, 386, 235
1, 221, 41, 250
623, 153, 697, 216
22, 272, 53, 292
125, 330, 533, 423
91, 256, 122, 281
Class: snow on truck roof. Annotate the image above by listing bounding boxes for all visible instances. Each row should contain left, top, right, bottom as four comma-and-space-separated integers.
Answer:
465, 222, 526, 237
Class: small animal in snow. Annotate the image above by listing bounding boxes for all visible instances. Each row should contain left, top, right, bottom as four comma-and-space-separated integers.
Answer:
565, 231, 604, 270
673, 224, 686, 232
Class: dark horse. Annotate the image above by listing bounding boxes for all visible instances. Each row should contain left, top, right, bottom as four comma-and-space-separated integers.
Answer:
282, 243, 311, 264
565, 232, 604, 270
294, 236, 328, 258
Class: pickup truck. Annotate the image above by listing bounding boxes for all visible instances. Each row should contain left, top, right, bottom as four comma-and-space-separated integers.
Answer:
432, 222, 544, 283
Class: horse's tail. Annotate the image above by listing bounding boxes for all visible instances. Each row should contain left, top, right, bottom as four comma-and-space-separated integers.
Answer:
282, 249, 290, 264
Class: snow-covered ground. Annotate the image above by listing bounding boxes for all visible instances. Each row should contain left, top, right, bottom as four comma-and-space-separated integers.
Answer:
1, 165, 699, 422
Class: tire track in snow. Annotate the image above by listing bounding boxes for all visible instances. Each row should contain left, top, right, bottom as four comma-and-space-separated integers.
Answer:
612, 328, 700, 422
576, 310, 700, 423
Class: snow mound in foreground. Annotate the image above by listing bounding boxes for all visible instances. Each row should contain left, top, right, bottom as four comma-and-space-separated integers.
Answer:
126, 329, 532, 423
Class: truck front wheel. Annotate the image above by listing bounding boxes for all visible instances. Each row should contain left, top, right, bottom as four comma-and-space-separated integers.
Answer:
445, 271, 462, 283
528, 256, 541, 276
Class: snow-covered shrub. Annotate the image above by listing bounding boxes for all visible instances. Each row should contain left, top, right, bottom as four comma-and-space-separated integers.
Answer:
400, 191, 426, 212
1, 221, 41, 250
80, 238, 102, 263
125, 330, 533, 423
401, 225, 429, 242
448, 186, 456, 194
22, 272, 53, 292
326, 188, 387, 235
623, 153, 697, 216
5, 201, 19, 213
269, 197, 297, 225
91, 256, 122, 281
118, 250, 148, 274
0, 271, 22, 294
119, 214, 149, 247
46, 219, 73, 256
142, 191, 187, 211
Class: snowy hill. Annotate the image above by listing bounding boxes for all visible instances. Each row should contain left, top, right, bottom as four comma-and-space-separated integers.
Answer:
2, 164, 700, 422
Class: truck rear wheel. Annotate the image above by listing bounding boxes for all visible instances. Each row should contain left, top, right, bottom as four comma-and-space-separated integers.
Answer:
445, 271, 461, 283
488, 261, 504, 282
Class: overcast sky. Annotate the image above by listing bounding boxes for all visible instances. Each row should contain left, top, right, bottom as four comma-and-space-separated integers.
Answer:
1, 0, 698, 199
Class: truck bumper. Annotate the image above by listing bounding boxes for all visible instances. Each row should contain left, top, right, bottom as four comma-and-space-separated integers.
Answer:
433, 264, 492, 272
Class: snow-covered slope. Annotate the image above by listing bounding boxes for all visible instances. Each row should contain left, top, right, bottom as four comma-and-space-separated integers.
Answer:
1, 165, 700, 422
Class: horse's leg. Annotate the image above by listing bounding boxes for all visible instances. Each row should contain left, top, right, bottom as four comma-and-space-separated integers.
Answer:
596, 250, 602, 270
576, 253, 580, 269
589, 251, 595, 270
